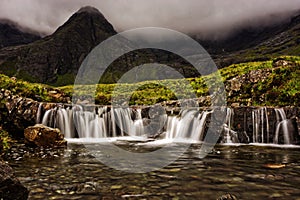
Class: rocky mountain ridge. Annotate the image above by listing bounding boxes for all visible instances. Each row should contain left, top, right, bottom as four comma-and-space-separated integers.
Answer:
0, 6, 299, 85
0, 6, 117, 85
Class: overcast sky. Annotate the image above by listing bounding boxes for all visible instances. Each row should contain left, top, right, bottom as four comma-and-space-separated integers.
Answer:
0, 0, 300, 39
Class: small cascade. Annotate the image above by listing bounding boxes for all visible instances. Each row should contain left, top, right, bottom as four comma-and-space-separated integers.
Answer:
133, 109, 146, 136
222, 108, 236, 143
41, 106, 75, 138
164, 109, 212, 141
39, 105, 213, 141
40, 105, 146, 139
36, 103, 43, 124
38, 104, 300, 145
252, 107, 270, 143
274, 108, 290, 144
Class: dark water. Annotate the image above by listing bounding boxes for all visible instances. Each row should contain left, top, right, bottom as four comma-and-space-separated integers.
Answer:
4, 140, 300, 200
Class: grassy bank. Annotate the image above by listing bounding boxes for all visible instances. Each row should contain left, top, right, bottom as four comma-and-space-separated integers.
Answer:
62, 56, 300, 106
0, 56, 299, 106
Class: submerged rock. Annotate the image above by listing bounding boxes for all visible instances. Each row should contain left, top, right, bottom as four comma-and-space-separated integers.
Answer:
0, 160, 29, 200
24, 124, 67, 147
217, 193, 238, 200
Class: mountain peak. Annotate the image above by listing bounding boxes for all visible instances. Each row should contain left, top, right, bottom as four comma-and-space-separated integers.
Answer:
76, 6, 103, 16
0, 6, 117, 85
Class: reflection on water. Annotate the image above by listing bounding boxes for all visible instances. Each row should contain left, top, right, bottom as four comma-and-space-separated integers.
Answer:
4, 141, 300, 200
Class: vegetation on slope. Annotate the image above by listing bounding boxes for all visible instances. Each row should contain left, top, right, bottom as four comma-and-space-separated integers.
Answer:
62, 56, 300, 106
0, 74, 68, 102
0, 56, 299, 106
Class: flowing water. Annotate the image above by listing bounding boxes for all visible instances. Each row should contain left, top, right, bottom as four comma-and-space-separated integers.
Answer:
4, 141, 300, 200
5, 105, 299, 199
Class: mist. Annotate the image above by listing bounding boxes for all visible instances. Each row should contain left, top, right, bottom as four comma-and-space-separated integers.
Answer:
0, 0, 299, 39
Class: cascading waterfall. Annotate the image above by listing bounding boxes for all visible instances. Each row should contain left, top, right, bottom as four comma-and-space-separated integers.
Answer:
222, 108, 238, 143
164, 109, 212, 141
252, 107, 270, 143
40, 105, 145, 139
37, 104, 299, 144
41, 106, 75, 138
36, 103, 43, 124
39, 105, 213, 141
274, 108, 290, 144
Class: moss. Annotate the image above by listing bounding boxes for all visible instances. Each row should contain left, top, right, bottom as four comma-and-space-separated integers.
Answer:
0, 56, 299, 106
17, 70, 37, 83
54, 73, 76, 86
0, 73, 53, 102
0, 128, 14, 151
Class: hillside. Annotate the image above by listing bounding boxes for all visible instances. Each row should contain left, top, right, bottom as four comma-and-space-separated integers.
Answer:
0, 19, 41, 48
1, 56, 299, 107
215, 13, 300, 67
0, 6, 117, 85
0, 7, 299, 87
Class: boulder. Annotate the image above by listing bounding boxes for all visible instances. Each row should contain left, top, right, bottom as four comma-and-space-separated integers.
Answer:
24, 124, 67, 147
0, 160, 29, 200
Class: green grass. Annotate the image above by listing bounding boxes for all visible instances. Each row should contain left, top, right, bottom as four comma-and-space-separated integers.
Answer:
62, 56, 299, 106
54, 73, 76, 87
0, 74, 64, 102
0, 56, 299, 106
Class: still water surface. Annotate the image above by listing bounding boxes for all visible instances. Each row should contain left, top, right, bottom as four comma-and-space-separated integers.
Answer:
4, 140, 300, 200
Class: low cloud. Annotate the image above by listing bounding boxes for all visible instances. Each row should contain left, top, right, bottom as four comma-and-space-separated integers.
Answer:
0, 0, 299, 39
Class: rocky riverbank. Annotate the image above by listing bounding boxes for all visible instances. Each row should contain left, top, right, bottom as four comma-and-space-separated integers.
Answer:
0, 85, 300, 145
0, 160, 29, 200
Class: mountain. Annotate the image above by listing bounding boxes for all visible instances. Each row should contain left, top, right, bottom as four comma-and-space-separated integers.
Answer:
0, 6, 299, 86
0, 19, 41, 48
209, 12, 300, 67
0, 6, 117, 85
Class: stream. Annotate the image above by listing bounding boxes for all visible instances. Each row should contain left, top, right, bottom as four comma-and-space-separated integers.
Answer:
4, 140, 300, 200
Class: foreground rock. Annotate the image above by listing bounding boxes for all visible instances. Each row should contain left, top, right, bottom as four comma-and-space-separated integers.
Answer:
24, 124, 67, 147
0, 89, 39, 136
0, 160, 29, 200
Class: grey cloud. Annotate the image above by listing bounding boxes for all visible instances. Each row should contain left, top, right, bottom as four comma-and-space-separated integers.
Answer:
0, 0, 299, 39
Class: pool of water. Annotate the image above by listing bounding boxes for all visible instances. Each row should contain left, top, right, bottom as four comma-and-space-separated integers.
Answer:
4, 140, 300, 200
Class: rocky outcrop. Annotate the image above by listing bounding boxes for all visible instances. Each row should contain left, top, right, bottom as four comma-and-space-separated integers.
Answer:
24, 124, 67, 147
0, 89, 39, 135
231, 107, 300, 144
0, 160, 29, 200
0, 87, 71, 136
226, 67, 272, 106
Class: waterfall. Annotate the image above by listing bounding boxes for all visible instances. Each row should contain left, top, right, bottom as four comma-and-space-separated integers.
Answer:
133, 109, 144, 136
223, 108, 234, 143
252, 107, 270, 143
39, 105, 213, 141
274, 108, 290, 144
40, 105, 147, 139
38, 104, 299, 144
164, 109, 212, 141
41, 106, 75, 138
36, 103, 43, 124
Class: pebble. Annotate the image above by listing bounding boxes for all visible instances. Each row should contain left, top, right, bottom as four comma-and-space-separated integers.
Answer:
263, 163, 286, 169
111, 185, 123, 189
31, 188, 46, 193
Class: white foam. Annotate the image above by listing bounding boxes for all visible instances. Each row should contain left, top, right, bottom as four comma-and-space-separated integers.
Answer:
66, 136, 148, 144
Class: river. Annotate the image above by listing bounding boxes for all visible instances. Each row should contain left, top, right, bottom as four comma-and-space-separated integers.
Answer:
4, 140, 300, 200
